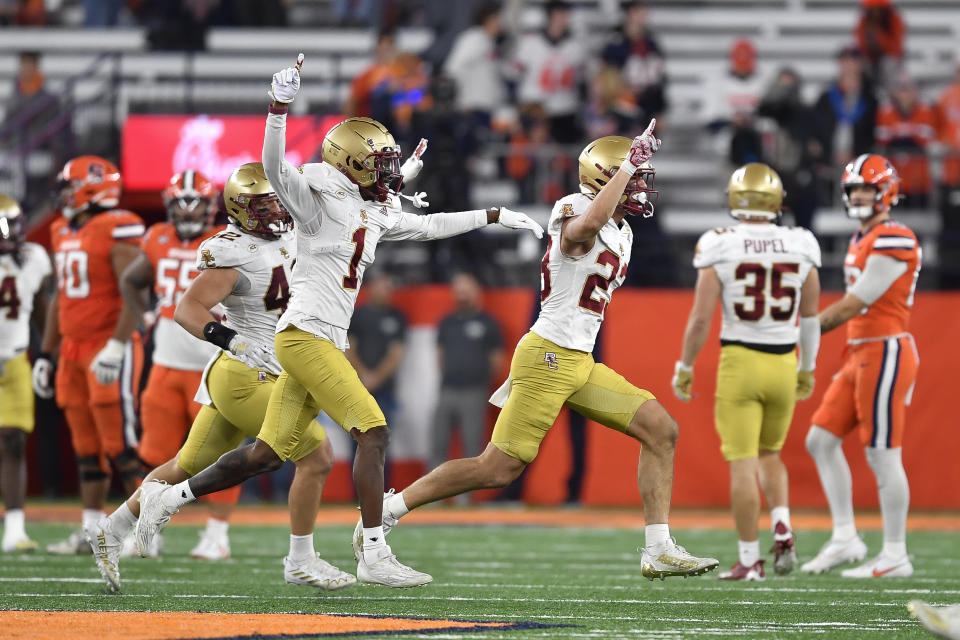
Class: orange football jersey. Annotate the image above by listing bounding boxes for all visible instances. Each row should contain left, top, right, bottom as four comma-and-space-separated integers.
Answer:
844, 220, 921, 341
51, 210, 145, 342
141, 222, 220, 320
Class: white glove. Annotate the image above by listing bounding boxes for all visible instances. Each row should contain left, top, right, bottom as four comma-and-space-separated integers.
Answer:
90, 338, 126, 385
400, 191, 430, 209
497, 207, 544, 239
671, 361, 693, 402
32, 355, 55, 399
228, 333, 273, 371
269, 53, 304, 103
619, 118, 661, 176
400, 138, 428, 182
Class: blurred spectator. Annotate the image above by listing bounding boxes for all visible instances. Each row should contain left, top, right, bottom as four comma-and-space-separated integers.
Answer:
512, 1, 586, 144
1, 0, 43, 25
601, 1, 667, 128
935, 64, 960, 190
429, 273, 503, 472
443, 2, 506, 134
856, 0, 905, 86
347, 270, 407, 484
813, 46, 878, 189
876, 72, 935, 208
757, 67, 821, 229
507, 105, 552, 202
229, 0, 289, 26
345, 29, 399, 118
333, 0, 381, 27
142, 0, 223, 50
84, 0, 122, 26
703, 39, 765, 165
583, 65, 639, 140
420, 0, 483, 68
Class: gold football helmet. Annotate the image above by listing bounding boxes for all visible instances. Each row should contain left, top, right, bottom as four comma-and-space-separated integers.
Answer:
578, 136, 658, 217
727, 163, 784, 220
321, 116, 403, 202
0, 194, 24, 254
223, 162, 292, 237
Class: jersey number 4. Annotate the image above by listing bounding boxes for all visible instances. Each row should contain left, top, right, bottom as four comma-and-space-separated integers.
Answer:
734, 262, 799, 321
0, 275, 21, 319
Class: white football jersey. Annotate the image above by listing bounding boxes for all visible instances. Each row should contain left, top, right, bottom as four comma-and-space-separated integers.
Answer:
196, 225, 297, 375
514, 32, 585, 117
0, 243, 52, 359
531, 193, 632, 352
263, 115, 488, 351
694, 223, 821, 345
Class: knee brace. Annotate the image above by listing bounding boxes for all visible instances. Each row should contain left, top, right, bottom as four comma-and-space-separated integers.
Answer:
76, 455, 109, 482
805, 425, 841, 458
112, 447, 146, 482
865, 447, 906, 489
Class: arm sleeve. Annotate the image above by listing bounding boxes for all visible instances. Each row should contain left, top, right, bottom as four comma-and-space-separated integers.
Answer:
798, 316, 820, 371
849, 254, 909, 305
383, 210, 488, 242
262, 112, 321, 231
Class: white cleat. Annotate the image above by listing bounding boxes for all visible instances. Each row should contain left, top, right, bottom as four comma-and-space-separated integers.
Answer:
121, 531, 162, 558
2, 536, 39, 553
284, 553, 357, 590
352, 489, 400, 562
841, 552, 913, 578
800, 535, 868, 574
136, 480, 178, 557
357, 545, 432, 587
46, 530, 91, 555
190, 530, 230, 561
640, 538, 719, 581
84, 516, 123, 592
908, 600, 960, 640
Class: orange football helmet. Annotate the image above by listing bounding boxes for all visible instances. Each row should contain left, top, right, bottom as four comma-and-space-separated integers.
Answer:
163, 169, 217, 239
58, 155, 122, 220
841, 153, 900, 219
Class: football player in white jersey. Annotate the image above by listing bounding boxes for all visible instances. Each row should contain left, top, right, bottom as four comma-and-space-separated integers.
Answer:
354, 125, 720, 582
86, 164, 353, 593
672, 163, 821, 581
0, 194, 52, 553
136, 55, 544, 588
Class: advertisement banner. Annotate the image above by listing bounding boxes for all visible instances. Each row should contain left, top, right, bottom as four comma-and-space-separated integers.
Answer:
122, 114, 343, 191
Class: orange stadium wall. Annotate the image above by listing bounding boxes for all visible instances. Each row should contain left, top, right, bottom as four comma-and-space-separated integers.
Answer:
355, 286, 960, 511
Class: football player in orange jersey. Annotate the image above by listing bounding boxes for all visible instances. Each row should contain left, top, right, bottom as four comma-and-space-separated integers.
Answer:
34, 156, 147, 554
117, 170, 240, 559
802, 154, 921, 578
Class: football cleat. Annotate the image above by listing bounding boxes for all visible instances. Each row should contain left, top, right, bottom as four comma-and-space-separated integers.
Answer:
800, 535, 868, 574
136, 480, 178, 557
121, 532, 162, 558
640, 538, 719, 581
771, 521, 798, 575
841, 552, 913, 579
190, 530, 230, 561
908, 600, 960, 640
718, 559, 765, 581
357, 545, 432, 587
2, 537, 39, 553
46, 530, 91, 555
84, 516, 123, 592
352, 489, 400, 562
284, 553, 356, 590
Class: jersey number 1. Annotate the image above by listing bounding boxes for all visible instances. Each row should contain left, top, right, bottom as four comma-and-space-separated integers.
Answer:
343, 227, 366, 290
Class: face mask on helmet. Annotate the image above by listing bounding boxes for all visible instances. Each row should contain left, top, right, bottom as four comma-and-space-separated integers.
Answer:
362, 147, 404, 202
168, 197, 212, 239
620, 168, 659, 217
230, 192, 293, 237
842, 183, 881, 219
0, 215, 23, 254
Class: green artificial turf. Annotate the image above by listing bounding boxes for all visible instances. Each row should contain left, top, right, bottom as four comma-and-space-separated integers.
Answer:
0, 522, 953, 638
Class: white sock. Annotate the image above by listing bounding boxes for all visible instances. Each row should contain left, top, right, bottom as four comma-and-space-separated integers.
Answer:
738, 539, 760, 566
362, 526, 386, 564
108, 503, 137, 535
386, 491, 410, 518
805, 426, 856, 539
645, 523, 670, 552
3, 509, 26, 540
82, 509, 105, 530
289, 533, 315, 562
205, 517, 229, 538
882, 541, 907, 559
163, 480, 196, 509
770, 506, 791, 532
865, 447, 909, 556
